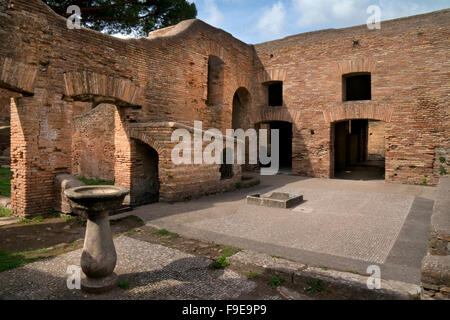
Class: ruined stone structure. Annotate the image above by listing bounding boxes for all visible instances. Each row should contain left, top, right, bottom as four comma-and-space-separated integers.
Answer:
0, 0, 448, 217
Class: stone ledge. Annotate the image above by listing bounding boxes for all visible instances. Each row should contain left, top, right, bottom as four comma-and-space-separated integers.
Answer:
429, 177, 450, 255
229, 250, 421, 300
421, 254, 450, 300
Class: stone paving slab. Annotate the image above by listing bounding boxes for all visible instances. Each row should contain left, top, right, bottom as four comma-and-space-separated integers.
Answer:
229, 250, 421, 300
150, 188, 415, 264
0, 217, 18, 226
0, 236, 258, 300
119, 176, 435, 285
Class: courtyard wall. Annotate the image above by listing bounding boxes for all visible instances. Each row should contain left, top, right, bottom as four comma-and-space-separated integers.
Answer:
0, 0, 448, 216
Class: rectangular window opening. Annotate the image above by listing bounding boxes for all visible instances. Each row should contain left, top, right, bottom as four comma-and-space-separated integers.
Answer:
343, 73, 371, 101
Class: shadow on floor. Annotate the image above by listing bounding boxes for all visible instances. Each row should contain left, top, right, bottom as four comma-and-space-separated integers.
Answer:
334, 162, 385, 181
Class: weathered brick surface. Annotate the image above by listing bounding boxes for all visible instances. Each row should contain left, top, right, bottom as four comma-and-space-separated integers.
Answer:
0, 97, 9, 159
0, 0, 448, 216
254, 10, 449, 183
368, 120, 385, 161
72, 103, 115, 181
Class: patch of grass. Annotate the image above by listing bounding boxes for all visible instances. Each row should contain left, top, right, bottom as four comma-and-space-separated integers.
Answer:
48, 208, 59, 217
221, 247, 240, 257
213, 255, 230, 269
184, 195, 193, 201
0, 251, 38, 272
18, 217, 31, 223
320, 266, 329, 270
31, 216, 44, 223
439, 157, 446, 164
77, 176, 114, 186
156, 229, 179, 238
347, 270, 358, 274
0, 167, 11, 176
268, 275, 284, 288
0, 168, 12, 197
440, 166, 448, 176
235, 182, 243, 189
118, 281, 130, 290
246, 271, 260, 279
305, 279, 323, 294
419, 177, 428, 185
60, 214, 74, 222
0, 206, 11, 217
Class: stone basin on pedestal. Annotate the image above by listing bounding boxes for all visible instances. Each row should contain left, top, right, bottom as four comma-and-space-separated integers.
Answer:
64, 185, 129, 293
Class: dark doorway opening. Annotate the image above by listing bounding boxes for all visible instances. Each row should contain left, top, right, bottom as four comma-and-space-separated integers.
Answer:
261, 121, 292, 172
220, 148, 234, 179
343, 73, 371, 101
131, 140, 159, 206
333, 119, 385, 180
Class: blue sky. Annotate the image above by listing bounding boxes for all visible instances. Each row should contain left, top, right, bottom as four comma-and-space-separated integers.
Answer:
190, 0, 450, 44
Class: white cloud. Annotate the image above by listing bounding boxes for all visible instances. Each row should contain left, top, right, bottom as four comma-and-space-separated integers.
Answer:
203, 0, 225, 27
256, 2, 287, 37
291, 0, 449, 30
292, 0, 371, 28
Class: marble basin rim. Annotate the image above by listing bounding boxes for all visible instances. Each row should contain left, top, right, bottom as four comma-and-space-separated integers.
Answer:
64, 185, 129, 216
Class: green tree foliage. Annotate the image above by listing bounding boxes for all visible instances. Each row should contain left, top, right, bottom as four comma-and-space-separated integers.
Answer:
43, 0, 197, 36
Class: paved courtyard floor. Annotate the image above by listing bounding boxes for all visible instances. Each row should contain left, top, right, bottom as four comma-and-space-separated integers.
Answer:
0, 236, 266, 300
122, 175, 436, 285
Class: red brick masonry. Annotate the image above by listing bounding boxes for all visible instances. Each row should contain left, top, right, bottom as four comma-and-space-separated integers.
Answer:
0, 0, 448, 216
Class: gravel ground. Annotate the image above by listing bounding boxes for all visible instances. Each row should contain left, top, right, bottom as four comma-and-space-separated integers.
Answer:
0, 236, 260, 300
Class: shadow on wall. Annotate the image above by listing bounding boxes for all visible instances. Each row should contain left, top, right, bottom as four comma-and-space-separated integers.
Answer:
0, 97, 10, 168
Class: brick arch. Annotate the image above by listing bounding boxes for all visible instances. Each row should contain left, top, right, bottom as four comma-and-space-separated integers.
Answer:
127, 128, 165, 155
257, 68, 288, 84
63, 71, 142, 106
254, 108, 301, 124
235, 74, 252, 92
323, 103, 394, 123
337, 58, 377, 75
0, 57, 38, 95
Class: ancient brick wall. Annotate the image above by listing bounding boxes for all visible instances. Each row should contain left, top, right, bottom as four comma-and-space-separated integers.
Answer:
368, 120, 385, 161
0, 0, 448, 216
0, 0, 253, 216
253, 10, 449, 184
0, 97, 9, 126
71, 103, 115, 181
0, 97, 10, 160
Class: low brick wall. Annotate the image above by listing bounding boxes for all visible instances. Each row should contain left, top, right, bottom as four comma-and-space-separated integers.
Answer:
421, 177, 450, 299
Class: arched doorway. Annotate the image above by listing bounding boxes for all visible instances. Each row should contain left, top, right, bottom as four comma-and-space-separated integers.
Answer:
232, 87, 251, 130
130, 139, 159, 206
231, 87, 253, 170
332, 119, 385, 180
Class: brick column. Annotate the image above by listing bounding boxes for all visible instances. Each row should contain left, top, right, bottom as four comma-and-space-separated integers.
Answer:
10, 95, 53, 217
